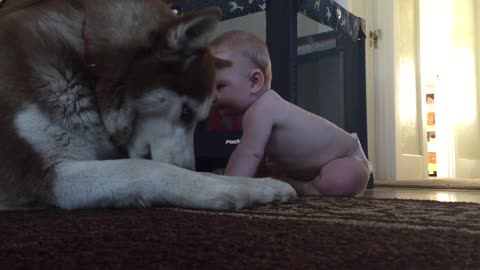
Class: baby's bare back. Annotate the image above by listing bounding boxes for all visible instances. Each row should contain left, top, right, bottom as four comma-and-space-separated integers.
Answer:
257, 91, 357, 180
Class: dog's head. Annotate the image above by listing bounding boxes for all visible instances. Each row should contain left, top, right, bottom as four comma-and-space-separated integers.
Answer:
82, 1, 223, 169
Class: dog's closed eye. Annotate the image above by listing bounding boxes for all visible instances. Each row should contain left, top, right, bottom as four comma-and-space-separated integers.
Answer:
180, 103, 194, 124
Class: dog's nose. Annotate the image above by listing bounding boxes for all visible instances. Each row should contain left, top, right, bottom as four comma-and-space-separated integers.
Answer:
181, 157, 195, 171
185, 164, 195, 171
212, 99, 220, 110
141, 152, 152, 160
141, 144, 152, 160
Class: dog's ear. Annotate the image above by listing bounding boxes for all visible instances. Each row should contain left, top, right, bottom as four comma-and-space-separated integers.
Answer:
166, 7, 222, 51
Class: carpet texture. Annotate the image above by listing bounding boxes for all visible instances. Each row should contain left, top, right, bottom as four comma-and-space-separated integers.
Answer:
1, 197, 479, 269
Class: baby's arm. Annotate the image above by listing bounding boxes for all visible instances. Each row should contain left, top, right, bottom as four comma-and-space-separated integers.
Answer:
225, 107, 273, 177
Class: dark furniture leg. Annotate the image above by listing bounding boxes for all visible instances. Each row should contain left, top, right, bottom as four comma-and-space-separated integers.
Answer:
265, 0, 298, 103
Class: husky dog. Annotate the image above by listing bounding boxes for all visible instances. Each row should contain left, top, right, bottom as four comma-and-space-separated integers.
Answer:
0, 0, 296, 210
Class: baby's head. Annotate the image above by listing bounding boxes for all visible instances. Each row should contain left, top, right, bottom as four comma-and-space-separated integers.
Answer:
211, 31, 272, 84
210, 30, 272, 115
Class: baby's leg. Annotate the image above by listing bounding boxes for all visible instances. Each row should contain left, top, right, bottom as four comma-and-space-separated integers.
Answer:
288, 158, 370, 196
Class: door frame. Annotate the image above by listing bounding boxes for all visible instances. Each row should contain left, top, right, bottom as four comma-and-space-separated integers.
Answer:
353, 0, 428, 181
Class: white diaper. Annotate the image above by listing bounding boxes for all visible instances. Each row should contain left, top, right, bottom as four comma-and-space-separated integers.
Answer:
350, 133, 373, 175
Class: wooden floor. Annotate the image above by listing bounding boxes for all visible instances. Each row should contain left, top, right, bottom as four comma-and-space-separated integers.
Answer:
375, 179, 480, 190
361, 187, 480, 203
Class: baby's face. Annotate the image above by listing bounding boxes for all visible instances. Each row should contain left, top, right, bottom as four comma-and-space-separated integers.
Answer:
213, 51, 253, 115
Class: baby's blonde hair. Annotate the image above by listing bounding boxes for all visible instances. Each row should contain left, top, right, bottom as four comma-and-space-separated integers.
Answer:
211, 30, 272, 84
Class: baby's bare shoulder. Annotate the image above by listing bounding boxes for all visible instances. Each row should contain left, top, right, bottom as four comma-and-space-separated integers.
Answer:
248, 90, 287, 118
243, 90, 284, 127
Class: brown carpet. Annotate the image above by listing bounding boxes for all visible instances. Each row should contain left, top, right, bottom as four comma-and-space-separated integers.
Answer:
1, 197, 479, 269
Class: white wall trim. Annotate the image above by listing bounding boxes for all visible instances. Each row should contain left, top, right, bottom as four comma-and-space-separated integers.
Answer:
373, 0, 397, 180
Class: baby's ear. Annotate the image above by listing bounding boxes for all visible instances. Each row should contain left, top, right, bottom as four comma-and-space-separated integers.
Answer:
166, 7, 222, 52
250, 69, 265, 94
214, 57, 232, 69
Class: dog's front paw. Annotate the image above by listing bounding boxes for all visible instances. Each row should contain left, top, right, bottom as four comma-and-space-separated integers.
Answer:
242, 177, 297, 205
201, 176, 297, 211
264, 177, 298, 202
142, 169, 297, 211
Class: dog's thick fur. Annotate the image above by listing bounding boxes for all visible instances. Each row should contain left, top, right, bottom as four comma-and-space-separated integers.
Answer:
0, 0, 296, 210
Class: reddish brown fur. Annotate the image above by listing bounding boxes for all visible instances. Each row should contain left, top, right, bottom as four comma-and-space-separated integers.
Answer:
0, 1, 66, 207
0, 0, 220, 207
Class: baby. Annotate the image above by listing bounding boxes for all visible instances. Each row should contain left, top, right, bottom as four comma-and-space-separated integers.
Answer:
210, 30, 373, 196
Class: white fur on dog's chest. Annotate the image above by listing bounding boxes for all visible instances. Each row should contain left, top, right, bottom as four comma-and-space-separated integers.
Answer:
14, 104, 117, 163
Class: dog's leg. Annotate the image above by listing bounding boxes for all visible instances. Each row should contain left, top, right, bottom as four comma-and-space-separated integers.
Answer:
52, 159, 296, 210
